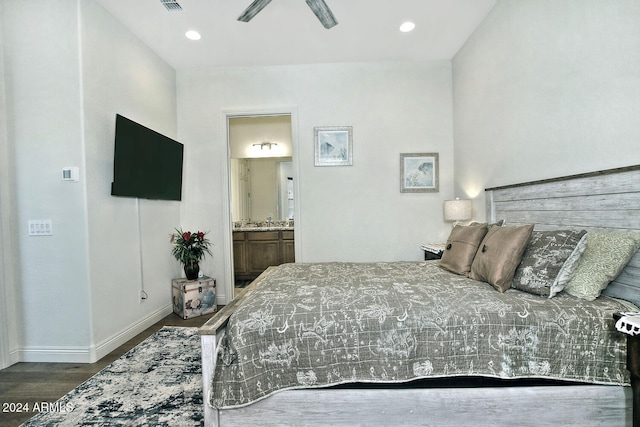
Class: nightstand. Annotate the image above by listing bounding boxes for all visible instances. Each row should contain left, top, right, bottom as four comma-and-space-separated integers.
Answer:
613, 312, 640, 426
420, 243, 445, 260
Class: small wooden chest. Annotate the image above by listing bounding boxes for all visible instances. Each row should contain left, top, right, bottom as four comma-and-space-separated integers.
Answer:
172, 276, 217, 319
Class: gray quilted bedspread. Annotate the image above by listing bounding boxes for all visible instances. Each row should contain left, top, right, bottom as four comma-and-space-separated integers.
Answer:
210, 261, 637, 409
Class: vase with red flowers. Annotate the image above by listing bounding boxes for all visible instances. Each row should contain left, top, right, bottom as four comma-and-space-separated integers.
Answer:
170, 228, 213, 280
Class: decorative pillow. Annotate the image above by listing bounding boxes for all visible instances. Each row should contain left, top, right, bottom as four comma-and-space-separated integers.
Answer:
439, 223, 488, 276
553, 232, 589, 294
512, 230, 587, 297
563, 231, 640, 301
469, 224, 534, 292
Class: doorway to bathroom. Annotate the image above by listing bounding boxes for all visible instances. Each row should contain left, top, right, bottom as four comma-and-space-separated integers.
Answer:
226, 114, 296, 297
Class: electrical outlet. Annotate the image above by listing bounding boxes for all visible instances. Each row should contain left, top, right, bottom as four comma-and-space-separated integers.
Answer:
28, 220, 53, 236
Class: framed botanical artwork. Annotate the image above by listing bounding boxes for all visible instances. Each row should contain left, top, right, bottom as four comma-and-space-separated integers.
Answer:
314, 126, 353, 166
400, 153, 439, 193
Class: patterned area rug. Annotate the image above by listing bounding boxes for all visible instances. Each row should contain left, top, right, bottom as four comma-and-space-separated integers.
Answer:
22, 327, 203, 427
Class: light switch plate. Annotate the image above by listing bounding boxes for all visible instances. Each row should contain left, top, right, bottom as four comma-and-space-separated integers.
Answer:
62, 167, 79, 182
28, 220, 53, 236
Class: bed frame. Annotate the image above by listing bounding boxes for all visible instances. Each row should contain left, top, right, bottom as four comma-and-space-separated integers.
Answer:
200, 164, 640, 426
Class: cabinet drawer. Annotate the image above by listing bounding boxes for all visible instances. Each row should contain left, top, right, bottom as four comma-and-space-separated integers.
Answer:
247, 231, 279, 241
282, 231, 294, 240
232, 232, 245, 241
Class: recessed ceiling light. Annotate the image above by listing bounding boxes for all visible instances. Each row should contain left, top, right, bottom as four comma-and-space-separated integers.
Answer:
399, 22, 416, 33
185, 30, 201, 40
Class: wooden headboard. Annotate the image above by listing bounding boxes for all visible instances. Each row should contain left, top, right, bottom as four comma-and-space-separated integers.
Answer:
485, 165, 640, 307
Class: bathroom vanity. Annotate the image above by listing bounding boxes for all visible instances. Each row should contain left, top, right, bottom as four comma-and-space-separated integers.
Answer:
232, 222, 294, 282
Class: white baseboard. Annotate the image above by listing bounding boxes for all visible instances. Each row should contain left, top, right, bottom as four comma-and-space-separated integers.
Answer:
7, 348, 20, 367
17, 304, 173, 364
92, 304, 173, 362
18, 345, 94, 363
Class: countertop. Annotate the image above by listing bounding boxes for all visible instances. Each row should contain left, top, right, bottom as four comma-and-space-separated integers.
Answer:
233, 221, 294, 232
233, 226, 294, 232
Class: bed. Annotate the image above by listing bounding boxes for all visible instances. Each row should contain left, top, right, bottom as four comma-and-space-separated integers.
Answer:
200, 165, 640, 426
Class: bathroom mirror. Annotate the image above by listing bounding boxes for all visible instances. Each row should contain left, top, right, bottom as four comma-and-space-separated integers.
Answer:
228, 115, 293, 222
230, 157, 293, 221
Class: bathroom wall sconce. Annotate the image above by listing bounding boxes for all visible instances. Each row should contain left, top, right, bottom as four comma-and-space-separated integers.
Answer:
444, 198, 472, 226
253, 142, 278, 150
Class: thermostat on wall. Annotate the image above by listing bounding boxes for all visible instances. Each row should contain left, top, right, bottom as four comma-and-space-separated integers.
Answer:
62, 167, 79, 182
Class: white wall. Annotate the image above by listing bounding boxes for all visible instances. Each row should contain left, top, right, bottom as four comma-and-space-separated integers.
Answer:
2, 0, 92, 362
229, 115, 292, 159
453, 0, 640, 219
0, 0, 179, 363
80, 1, 179, 359
0, 0, 19, 368
178, 61, 456, 302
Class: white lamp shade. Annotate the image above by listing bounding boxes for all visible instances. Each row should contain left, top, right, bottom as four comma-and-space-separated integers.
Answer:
444, 199, 472, 221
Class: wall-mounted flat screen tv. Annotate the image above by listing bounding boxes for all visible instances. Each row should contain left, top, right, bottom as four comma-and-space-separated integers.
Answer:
111, 114, 184, 201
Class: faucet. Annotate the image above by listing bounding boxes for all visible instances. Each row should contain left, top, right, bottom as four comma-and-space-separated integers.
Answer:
267, 216, 272, 227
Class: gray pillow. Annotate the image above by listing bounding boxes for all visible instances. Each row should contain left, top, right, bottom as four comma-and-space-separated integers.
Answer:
512, 230, 587, 297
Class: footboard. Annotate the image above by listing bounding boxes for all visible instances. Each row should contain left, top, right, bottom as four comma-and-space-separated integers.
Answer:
199, 273, 267, 427
199, 331, 219, 426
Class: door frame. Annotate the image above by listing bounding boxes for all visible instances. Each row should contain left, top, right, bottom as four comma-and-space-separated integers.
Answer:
0, 135, 13, 369
219, 106, 300, 304
0, 104, 12, 369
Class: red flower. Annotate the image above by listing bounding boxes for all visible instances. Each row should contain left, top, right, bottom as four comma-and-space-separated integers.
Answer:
171, 228, 212, 265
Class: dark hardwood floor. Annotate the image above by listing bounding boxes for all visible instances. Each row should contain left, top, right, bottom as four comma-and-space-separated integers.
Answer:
0, 311, 217, 427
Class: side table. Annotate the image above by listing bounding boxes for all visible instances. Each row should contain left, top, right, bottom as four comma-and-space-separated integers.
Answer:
172, 276, 217, 319
420, 243, 445, 261
614, 312, 640, 427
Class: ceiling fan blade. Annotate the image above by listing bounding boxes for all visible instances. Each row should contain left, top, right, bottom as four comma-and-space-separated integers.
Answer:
305, 0, 338, 29
238, 0, 272, 23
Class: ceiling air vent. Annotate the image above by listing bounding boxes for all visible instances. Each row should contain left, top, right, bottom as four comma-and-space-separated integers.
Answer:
160, 0, 183, 12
